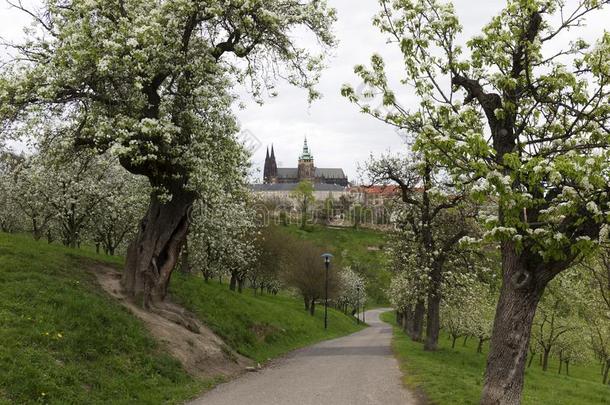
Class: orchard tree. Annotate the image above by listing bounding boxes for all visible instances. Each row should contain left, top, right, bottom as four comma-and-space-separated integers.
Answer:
532, 274, 578, 371
291, 180, 316, 229
12, 158, 56, 240
345, 0, 610, 402
24, 150, 114, 248
283, 239, 340, 315
365, 154, 478, 350
0, 149, 24, 233
386, 229, 428, 341
90, 166, 149, 255
189, 189, 260, 292
336, 266, 367, 315
582, 252, 610, 383
0, 0, 336, 306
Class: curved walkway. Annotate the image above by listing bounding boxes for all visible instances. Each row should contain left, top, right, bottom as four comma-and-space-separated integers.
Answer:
190, 308, 416, 405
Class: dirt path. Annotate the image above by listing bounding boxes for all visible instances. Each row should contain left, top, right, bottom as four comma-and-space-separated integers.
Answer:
93, 266, 251, 379
189, 308, 417, 405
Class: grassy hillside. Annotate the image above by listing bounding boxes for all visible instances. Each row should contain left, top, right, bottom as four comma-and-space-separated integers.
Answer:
380, 311, 609, 405
170, 275, 366, 363
279, 225, 390, 305
0, 232, 365, 404
0, 233, 207, 404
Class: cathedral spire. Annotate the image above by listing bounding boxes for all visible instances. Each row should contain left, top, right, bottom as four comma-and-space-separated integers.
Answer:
300, 137, 313, 161
271, 144, 275, 159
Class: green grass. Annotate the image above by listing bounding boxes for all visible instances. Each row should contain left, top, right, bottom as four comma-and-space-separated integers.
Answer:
0, 232, 367, 403
0, 233, 209, 404
170, 274, 366, 362
380, 311, 610, 405
279, 224, 391, 305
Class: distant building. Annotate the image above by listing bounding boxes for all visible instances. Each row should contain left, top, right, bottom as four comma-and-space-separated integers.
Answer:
262, 138, 349, 187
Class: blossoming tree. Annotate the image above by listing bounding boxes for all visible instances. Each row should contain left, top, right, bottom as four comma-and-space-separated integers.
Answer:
0, 0, 336, 306
345, 0, 610, 403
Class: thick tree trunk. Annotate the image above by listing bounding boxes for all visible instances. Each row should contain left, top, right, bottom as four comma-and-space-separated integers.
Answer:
424, 260, 442, 351
304, 296, 310, 311
412, 300, 425, 342
424, 292, 441, 351
309, 299, 316, 316
452, 335, 458, 349
122, 188, 195, 307
237, 277, 244, 293
480, 246, 548, 405
403, 306, 415, 338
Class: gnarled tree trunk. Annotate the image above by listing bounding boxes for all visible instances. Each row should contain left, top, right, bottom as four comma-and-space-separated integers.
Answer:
480, 245, 549, 405
122, 188, 195, 307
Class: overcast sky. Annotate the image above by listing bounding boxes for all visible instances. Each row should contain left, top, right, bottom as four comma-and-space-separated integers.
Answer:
1, 0, 608, 183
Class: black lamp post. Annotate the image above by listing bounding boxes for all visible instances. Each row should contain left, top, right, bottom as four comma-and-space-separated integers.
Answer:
321, 253, 334, 330
356, 285, 361, 324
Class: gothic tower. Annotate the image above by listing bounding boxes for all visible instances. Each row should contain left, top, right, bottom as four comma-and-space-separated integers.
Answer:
269, 145, 278, 182
298, 137, 315, 182
263, 147, 270, 183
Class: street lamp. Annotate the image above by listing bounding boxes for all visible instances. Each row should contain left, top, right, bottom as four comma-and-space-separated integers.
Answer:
321, 253, 334, 330
356, 285, 361, 324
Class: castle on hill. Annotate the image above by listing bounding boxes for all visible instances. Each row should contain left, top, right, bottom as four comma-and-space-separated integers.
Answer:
262, 138, 348, 187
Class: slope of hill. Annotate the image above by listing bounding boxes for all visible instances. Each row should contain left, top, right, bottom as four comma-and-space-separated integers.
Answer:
279, 225, 391, 305
0, 233, 364, 404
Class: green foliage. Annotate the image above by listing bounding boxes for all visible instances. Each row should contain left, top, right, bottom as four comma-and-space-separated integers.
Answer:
169, 274, 365, 363
279, 224, 390, 305
0, 233, 207, 404
290, 180, 316, 229
381, 312, 609, 405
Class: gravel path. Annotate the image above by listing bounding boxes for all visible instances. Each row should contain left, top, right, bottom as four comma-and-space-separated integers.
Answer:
189, 308, 416, 405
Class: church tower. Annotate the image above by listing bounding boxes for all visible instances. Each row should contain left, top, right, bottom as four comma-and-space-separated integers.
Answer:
298, 137, 315, 182
263, 145, 278, 184
269, 145, 277, 182
263, 147, 270, 183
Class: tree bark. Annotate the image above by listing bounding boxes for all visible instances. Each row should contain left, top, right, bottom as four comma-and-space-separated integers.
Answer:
304, 296, 310, 311
477, 338, 485, 354
542, 348, 550, 371
229, 273, 237, 291
412, 300, 425, 342
480, 246, 548, 405
452, 335, 458, 349
424, 259, 443, 351
122, 188, 195, 307
424, 291, 441, 351
309, 299, 316, 316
